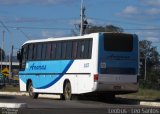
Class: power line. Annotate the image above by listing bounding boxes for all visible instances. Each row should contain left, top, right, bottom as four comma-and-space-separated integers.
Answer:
1, 24, 160, 31
0, 25, 72, 30
15, 28, 30, 40
124, 28, 160, 31
0, 21, 11, 33
4, 18, 79, 24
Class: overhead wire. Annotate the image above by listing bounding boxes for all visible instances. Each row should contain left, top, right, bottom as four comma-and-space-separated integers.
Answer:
1, 25, 160, 31
0, 25, 72, 30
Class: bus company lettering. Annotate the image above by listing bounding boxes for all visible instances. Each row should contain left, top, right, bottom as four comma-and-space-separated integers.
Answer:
29, 63, 46, 71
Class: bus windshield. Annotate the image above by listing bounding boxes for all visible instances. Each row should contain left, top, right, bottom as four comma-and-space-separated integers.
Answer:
104, 33, 133, 52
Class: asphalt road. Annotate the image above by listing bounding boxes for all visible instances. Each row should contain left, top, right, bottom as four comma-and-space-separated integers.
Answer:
0, 95, 159, 114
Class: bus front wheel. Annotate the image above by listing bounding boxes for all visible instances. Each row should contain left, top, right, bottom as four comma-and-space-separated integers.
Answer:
28, 82, 39, 99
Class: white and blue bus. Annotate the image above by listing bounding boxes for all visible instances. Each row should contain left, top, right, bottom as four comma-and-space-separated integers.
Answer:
17, 32, 139, 100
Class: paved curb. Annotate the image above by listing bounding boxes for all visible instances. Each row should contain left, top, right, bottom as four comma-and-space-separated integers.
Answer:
0, 103, 27, 108
0, 92, 27, 96
140, 101, 160, 107
39, 94, 60, 99
0, 92, 60, 108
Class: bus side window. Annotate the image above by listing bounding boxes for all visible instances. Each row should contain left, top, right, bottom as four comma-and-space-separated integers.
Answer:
42, 43, 47, 60
21, 47, 25, 69
77, 40, 82, 59
72, 41, 78, 59
80, 40, 85, 59
37, 43, 42, 60
56, 42, 62, 60
83, 39, 89, 59
33, 44, 37, 60
46, 43, 52, 60
66, 41, 72, 59
51, 42, 56, 60
62, 41, 67, 59
21, 45, 28, 70
28, 44, 33, 60
88, 39, 93, 59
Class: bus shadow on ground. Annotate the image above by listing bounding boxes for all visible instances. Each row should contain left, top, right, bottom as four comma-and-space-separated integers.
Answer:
77, 95, 140, 105
107, 97, 140, 105
0, 95, 15, 99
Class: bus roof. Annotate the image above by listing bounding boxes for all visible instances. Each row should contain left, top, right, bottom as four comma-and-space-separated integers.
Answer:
22, 32, 136, 46
23, 33, 99, 46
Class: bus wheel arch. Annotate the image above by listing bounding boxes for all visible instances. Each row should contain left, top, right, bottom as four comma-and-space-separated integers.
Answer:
62, 79, 72, 100
27, 79, 38, 99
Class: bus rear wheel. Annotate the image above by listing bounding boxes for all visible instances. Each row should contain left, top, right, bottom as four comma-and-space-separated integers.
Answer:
62, 81, 72, 100
28, 82, 38, 99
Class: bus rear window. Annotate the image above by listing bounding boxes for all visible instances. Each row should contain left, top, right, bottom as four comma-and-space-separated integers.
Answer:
104, 33, 133, 52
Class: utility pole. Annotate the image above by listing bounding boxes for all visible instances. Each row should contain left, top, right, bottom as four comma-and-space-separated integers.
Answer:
2, 31, 5, 54
1, 31, 5, 72
80, 0, 85, 36
10, 45, 14, 77
144, 57, 147, 80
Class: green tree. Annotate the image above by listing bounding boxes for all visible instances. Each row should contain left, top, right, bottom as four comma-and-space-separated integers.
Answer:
72, 24, 123, 35
0, 48, 5, 61
86, 25, 123, 34
139, 40, 160, 89
139, 40, 160, 70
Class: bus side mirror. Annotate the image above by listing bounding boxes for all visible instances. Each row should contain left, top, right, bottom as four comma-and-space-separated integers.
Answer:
17, 51, 21, 61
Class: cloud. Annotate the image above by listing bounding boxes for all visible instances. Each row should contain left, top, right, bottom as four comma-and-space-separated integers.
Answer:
0, 0, 37, 5
136, 31, 160, 43
141, 0, 160, 6
1, 17, 73, 24
69, 19, 80, 26
0, 16, 43, 23
0, 16, 6, 20
15, 17, 42, 23
0, 0, 75, 5
42, 31, 68, 38
146, 37, 160, 43
117, 5, 160, 21
116, 6, 141, 19
87, 19, 97, 25
146, 8, 160, 15
145, 31, 158, 36
121, 6, 139, 15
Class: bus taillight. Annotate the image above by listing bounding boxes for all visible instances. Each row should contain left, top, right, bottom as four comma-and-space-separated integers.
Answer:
94, 74, 98, 82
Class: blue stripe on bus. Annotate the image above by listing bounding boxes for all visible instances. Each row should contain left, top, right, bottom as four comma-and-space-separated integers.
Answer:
36, 60, 74, 89
19, 60, 74, 89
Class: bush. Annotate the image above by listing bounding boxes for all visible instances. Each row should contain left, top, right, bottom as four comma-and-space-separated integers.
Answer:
139, 80, 160, 90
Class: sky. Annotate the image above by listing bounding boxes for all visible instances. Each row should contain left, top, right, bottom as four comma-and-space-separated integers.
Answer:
0, 0, 160, 56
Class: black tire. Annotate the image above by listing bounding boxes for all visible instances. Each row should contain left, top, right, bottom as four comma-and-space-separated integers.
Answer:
28, 82, 39, 99
63, 81, 72, 100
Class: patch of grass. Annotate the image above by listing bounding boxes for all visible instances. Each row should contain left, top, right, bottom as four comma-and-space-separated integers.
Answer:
117, 88, 160, 101
0, 85, 19, 92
